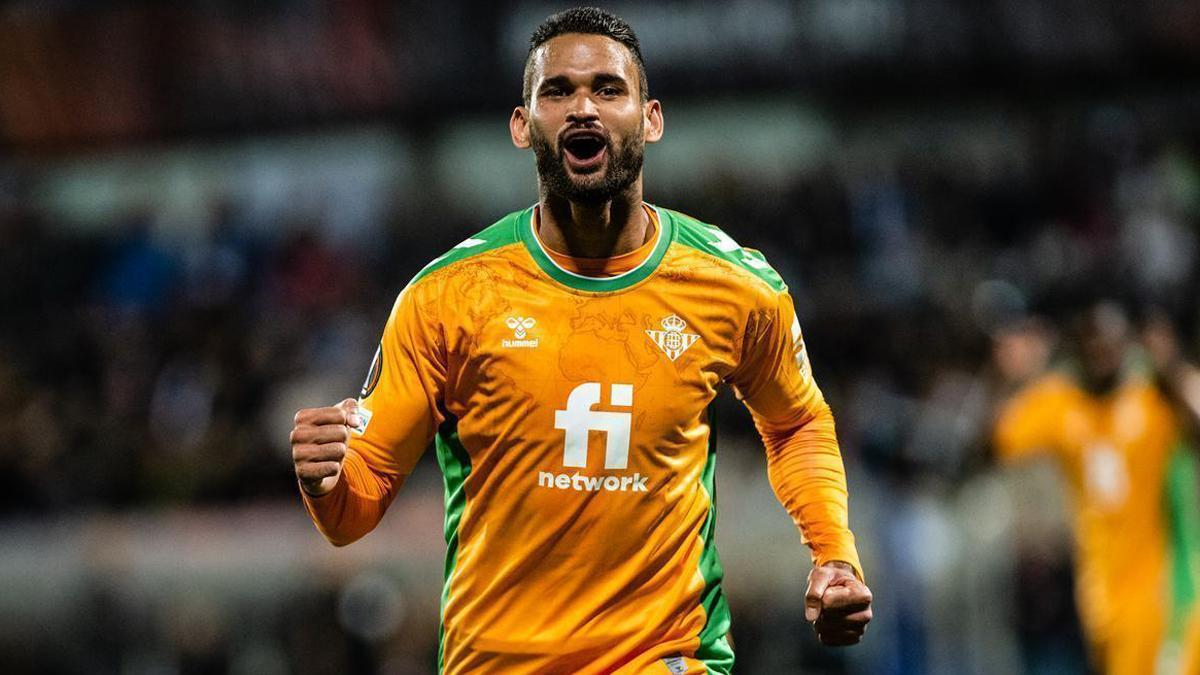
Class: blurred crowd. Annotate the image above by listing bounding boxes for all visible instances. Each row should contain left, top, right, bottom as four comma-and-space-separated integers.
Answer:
1, 96, 1198, 672
0, 200, 373, 510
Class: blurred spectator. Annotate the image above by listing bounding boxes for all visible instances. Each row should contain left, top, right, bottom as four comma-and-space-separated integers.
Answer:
988, 302, 1200, 674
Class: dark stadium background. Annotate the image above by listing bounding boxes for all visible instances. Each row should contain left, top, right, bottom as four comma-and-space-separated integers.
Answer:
1, 1, 1198, 673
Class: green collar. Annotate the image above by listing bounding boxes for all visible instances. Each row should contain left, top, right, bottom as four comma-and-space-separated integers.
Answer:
517, 203, 674, 293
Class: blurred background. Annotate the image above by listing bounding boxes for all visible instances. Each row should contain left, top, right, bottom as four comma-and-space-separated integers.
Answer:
2, 1, 1199, 673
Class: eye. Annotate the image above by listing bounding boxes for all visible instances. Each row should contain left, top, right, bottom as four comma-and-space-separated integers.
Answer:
542, 87, 566, 98
598, 86, 621, 97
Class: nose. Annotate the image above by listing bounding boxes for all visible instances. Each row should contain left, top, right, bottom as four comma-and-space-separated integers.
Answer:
566, 93, 599, 124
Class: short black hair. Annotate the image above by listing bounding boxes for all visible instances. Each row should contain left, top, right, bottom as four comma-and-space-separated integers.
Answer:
523, 7, 649, 106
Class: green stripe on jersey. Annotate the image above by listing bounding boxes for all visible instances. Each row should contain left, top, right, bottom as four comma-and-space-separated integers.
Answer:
1167, 442, 1200, 641
435, 415, 472, 674
517, 204, 674, 293
696, 406, 735, 673
669, 209, 787, 293
408, 210, 523, 287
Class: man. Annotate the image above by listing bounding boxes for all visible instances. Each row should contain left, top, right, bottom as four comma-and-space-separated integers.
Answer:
290, 8, 871, 673
992, 303, 1200, 674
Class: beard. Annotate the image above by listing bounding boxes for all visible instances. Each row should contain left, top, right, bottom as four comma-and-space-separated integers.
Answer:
530, 122, 645, 204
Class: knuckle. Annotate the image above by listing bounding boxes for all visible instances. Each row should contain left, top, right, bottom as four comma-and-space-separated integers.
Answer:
298, 462, 332, 479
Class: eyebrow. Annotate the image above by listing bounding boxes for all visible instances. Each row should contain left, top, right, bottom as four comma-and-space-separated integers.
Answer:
538, 72, 629, 92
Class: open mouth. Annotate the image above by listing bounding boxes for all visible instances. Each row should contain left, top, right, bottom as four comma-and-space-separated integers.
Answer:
562, 131, 608, 170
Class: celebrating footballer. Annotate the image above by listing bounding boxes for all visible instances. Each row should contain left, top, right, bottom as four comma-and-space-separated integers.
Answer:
290, 7, 872, 673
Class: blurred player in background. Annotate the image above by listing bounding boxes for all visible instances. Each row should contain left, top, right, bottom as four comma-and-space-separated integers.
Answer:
991, 300, 1200, 674
289, 7, 870, 673
1184, 607, 1200, 674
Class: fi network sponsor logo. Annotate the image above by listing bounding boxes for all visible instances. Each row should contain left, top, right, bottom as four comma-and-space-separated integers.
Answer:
537, 471, 649, 492
539, 382, 649, 493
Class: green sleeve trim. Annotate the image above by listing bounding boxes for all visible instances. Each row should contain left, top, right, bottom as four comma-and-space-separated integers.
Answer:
516, 203, 675, 293
695, 405, 735, 673
435, 415, 472, 674
669, 209, 787, 293
1167, 441, 1200, 640
408, 210, 524, 287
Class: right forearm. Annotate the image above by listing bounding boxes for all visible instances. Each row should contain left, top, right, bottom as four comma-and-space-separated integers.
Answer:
300, 450, 400, 546
760, 403, 863, 578
1160, 361, 1200, 435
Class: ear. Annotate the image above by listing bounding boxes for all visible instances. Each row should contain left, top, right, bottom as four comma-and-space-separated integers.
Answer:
510, 107, 532, 149
643, 99, 664, 144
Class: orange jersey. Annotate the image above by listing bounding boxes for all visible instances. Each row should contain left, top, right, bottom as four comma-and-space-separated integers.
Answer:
994, 369, 1182, 674
302, 204, 862, 674
1183, 605, 1200, 675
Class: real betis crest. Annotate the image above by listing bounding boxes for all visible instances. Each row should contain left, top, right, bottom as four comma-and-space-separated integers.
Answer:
646, 314, 700, 362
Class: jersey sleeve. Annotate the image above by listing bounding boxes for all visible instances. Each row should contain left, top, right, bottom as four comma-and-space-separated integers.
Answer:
730, 289, 863, 578
992, 377, 1065, 464
301, 281, 446, 545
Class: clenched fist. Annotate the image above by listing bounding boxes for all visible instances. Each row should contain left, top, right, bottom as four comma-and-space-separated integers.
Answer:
291, 398, 361, 496
804, 561, 873, 646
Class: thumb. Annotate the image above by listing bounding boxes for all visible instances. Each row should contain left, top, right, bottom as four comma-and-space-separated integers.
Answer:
337, 398, 361, 428
805, 567, 833, 623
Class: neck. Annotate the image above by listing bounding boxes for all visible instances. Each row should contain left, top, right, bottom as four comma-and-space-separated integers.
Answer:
537, 180, 650, 258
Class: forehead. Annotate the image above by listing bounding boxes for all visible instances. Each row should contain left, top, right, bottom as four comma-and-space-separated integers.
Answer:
529, 33, 637, 82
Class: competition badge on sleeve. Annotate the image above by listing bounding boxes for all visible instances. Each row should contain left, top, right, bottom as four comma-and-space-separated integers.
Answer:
353, 344, 381, 435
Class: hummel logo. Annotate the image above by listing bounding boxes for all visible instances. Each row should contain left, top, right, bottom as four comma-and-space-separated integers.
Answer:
506, 316, 535, 338
646, 314, 700, 362
503, 316, 538, 348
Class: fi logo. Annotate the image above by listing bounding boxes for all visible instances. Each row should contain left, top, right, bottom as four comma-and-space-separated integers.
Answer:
540, 382, 648, 493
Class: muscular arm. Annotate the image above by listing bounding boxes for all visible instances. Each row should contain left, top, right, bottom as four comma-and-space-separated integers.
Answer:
1142, 312, 1200, 435
732, 290, 862, 578
730, 288, 870, 644
756, 393, 861, 576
